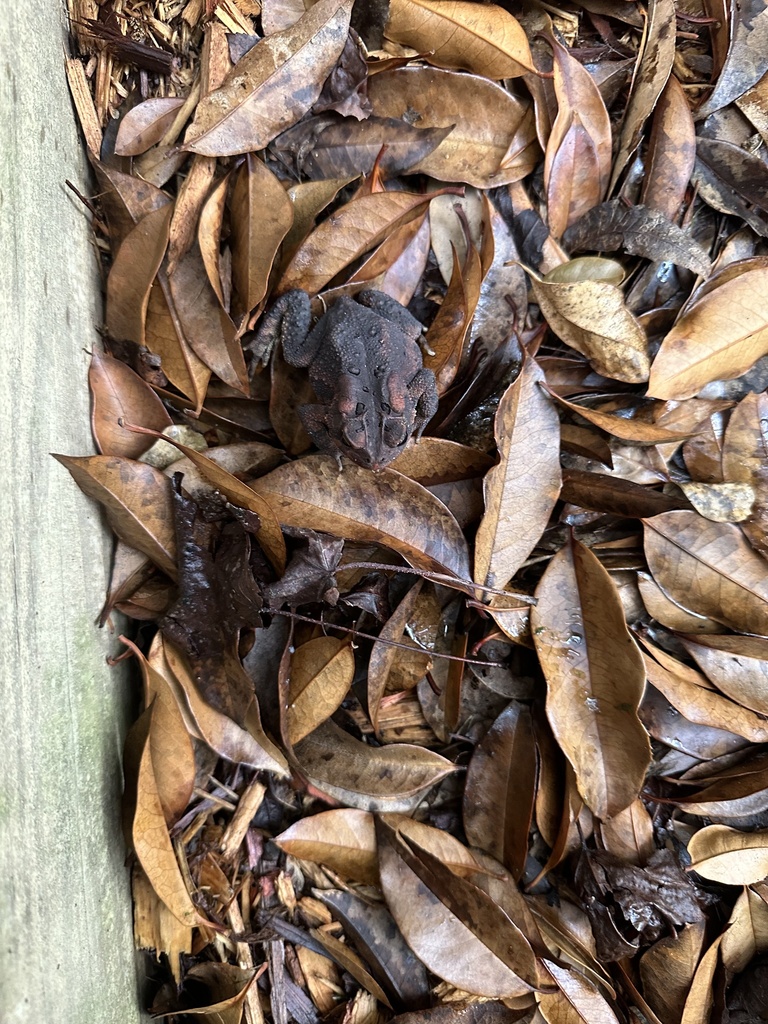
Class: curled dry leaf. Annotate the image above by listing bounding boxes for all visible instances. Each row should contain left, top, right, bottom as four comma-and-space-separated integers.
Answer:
89, 350, 172, 459
132, 707, 205, 928
528, 261, 649, 383
697, 0, 768, 118
376, 817, 534, 999
273, 808, 378, 884
532, 535, 651, 820
643, 511, 768, 634
648, 258, 768, 400
608, 0, 675, 193
278, 188, 449, 294
185, 0, 354, 156
251, 454, 471, 579
641, 75, 696, 221
463, 701, 536, 880
115, 97, 185, 156
145, 273, 211, 410
385, 0, 534, 78
231, 154, 294, 316
537, 960, 621, 1024
53, 454, 176, 578
390, 437, 494, 485
294, 720, 457, 812
639, 923, 706, 1024
688, 824, 768, 885
545, 35, 611, 238
682, 633, 768, 716
721, 886, 768, 974
106, 204, 172, 347
474, 351, 561, 591
367, 66, 538, 188
368, 581, 425, 734
285, 636, 354, 744
163, 639, 289, 775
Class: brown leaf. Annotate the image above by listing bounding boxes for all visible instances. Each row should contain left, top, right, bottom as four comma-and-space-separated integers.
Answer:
368, 66, 539, 188
145, 273, 212, 410
474, 351, 562, 590
697, 0, 768, 118
310, 928, 393, 1008
562, 470, 688, 520
641, 639, 768, 743
537, 960, 621, 1024
278, 188, 449, 294
639, 923, 706, 1024
285, 636, 354, 744
163, 638, 289, 774
251, 454, 471, 579
368, 581, 425, 734
168, 244, 249, 393
531, 535, 651, 819
385, 0, 534, 78
721, 887, 768, 974
185, 0, 354, 156
115, 97, 185, 156
528, 260, 649, 383
688, 824, 768, 885
545, 35, 612, 238
641, 75, 697, 221
89, 350, 172, 459
198, 172, 230, 308
132, 706, 205, 927
376, 817, 533, 999
648, 257, 768, 400
682, 633, 768, 716
168, 155, 217, 274
91, 158, 171, 254
463, 702, 536, 881
106, 204, 172, 346
294, 720, 456, 812
608, 0, 675, 193
390, 437, 494, 485
231, 154, 294, 316
563, 200, 712, 277
643, 510, 768, 634
273, 114, 454, 180
53, 454, 176, 578
273, 808, 378, 884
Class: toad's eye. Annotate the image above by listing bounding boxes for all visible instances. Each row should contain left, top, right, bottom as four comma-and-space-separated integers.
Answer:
342, 418, 368, 450
383, 417, 408, 447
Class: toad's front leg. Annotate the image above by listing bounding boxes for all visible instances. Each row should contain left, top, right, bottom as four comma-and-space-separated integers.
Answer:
408, 368, 439, 438
247, 290, 313, 369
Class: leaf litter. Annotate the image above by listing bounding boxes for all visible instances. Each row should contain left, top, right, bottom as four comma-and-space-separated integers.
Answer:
60, 0, 768, 1020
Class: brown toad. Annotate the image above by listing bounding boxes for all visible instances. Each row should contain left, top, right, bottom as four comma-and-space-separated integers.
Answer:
253, 289, 438, 470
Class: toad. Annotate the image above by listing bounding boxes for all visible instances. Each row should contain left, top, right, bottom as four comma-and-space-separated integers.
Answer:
252, 289, 439, 470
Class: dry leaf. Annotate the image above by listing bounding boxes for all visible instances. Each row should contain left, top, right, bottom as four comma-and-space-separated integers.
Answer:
532, 535, 651, 819
185, 0, 354, 155
385, 0, 534, 78
474, 352, 561, 590
285, 636, 354, 744
688, 824, 768, 885
274, 808, 378, 884
89, 350, 172, 459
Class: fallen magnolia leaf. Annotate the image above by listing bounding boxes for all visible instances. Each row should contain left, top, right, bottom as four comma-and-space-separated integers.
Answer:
639, 923, 706, 1024
721, 886, 768, 974
537, 960, 621, 1024
367, 66, 538, 188
273, 808, 378, 884
376, 817, 534, 999
115, 96, 185, 156
682, 633, 768, 716
643, 510, 768, 634
697, 0, 768, 119
230, 153, 294, 316
463, 701, 536, 880
528, 259, 649, 383
53, 454, 176, 578
284, 636, 354, 744
368, 581, 425, 734
89, 350, 172, 459
545, 34, 612, 238
563, 200, 712, 277
385, 0, 534, 78
106, 204, 172, 346
532, 534, 651, 819
474, 351, 561, 591
648, 257, 768, 400
251, 454, 471, 580
185, 0, 354, 156
132, 706, 206, 928
278, 187, 453, 294
641, 74, 697, 221
688, 824, 768, 885
294, 720, 457, 812
310, 928, 393, 1007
